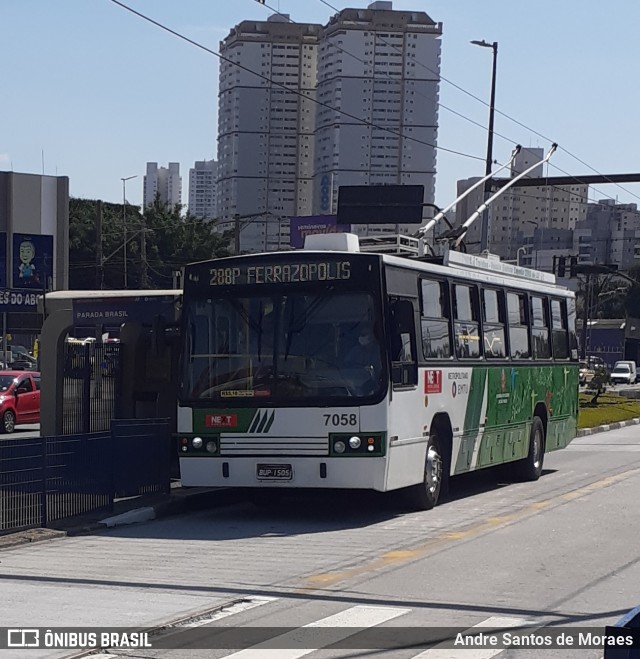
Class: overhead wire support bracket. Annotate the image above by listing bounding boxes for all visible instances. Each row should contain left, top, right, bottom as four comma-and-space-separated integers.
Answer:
416, 144, 522, 241
452, 142, 558, 249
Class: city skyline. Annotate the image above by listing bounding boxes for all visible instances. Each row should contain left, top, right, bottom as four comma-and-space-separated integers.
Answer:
5, 1, 640, 215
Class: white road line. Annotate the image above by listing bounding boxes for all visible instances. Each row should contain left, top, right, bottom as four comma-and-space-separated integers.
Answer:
220, 604, 410, 659
412, 616, 534, 659
181, 597, 278, 628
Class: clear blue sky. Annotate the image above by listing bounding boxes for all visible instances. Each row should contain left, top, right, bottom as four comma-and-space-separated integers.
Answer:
4, 0, 640, 211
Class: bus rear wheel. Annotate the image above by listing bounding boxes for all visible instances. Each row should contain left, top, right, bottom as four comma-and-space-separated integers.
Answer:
512, 416, 545, 482
405, 431, 445, 511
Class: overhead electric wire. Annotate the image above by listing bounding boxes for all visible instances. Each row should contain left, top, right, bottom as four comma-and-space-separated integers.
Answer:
315, 0, 640, 205
256, 0, 512, 143
110, 0, 640, 222
109, 0, 482, 162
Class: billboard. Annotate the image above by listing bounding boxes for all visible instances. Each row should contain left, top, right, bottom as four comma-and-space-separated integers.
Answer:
12, 233, 54, 290
337, 184, 425, 224
289, 215, 351, 249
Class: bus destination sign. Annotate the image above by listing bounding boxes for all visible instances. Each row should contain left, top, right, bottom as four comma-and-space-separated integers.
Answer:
207, 260, 352, 286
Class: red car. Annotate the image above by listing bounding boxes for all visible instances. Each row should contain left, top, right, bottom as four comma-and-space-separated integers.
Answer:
0, 371, 41, 433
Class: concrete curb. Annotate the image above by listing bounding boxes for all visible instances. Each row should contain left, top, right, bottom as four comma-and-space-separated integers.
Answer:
0, 528, 66, 550
576, 416, 640, 437
100, 506, 156, 528
64, 487, 235, 536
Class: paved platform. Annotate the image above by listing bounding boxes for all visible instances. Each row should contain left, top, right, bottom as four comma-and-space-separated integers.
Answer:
0, 485, 228, 549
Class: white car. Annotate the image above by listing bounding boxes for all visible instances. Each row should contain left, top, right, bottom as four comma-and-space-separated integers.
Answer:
610, 362, 636, 386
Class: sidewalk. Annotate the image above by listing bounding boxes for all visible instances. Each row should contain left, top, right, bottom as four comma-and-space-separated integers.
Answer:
0, 484, 233, 550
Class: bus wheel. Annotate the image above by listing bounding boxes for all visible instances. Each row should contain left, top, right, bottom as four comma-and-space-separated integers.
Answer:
513, 416, 545, 482
405, 431, 444, 511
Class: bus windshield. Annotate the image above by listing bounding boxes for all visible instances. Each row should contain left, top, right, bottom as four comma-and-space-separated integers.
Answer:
180, 290, 386, 405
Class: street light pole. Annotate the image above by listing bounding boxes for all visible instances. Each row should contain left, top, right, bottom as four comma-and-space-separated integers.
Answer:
526, 220, 539, 268
121, 175, 138, 288
471, 39, 498, 253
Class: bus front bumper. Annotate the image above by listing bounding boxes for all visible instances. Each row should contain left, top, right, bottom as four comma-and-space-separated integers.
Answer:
179, 456, 388, 491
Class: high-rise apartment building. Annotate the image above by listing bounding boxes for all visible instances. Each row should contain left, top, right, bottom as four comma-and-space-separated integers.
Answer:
216, 14, 322, 252
143, 162, 182, 208
188, 160, 218, 220
216, 2, 442, 252
314, 1, 442, 238
575, 200, 640, 271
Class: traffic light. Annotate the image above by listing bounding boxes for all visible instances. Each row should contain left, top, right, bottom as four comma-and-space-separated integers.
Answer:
556, 256, 566, 278
569, 256, 578, 278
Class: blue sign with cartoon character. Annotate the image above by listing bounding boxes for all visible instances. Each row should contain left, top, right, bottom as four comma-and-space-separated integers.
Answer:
12, 233, 54, 290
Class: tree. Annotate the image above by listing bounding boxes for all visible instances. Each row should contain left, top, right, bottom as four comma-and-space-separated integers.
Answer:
136, 197, 231, 288
575, 274, 630, 321
69, 198, 127, 290
69, 197, 231, 289
623, 267, 640, 318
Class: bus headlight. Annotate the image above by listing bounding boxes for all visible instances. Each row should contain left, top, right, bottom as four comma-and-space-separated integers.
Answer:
205, 440, 218, 454
349, 436, 361, 449
333, 440, 346, 454
192, 437, 203, 449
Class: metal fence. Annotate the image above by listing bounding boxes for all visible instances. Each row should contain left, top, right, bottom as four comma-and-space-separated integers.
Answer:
62, 341, 121, 435
0, 419, 170, 536
112, 419, 171, 498
0, 438, 47, 534
45, 432, 113, 523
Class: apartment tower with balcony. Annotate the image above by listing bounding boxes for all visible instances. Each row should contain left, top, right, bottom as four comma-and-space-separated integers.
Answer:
314, 1, 442, 237
188, 160, 218, 221
216, 14, 322, 252
143, 162, 182, 208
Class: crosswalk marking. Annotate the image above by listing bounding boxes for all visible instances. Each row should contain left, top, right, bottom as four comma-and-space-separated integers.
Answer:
220, 604, 410, 658
412, 615, 534, 658
181, 597, 278, 628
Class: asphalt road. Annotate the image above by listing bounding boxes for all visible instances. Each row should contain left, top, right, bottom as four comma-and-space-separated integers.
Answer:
1, 426, 640, 658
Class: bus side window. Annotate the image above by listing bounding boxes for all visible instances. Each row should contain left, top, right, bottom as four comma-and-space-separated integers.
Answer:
389, 297, 418, 387
482, 288, 506, 358
507, 292, 530, 359
453, 284, 480, 359
531, 296, 551, 359
420, 279, 452, 358
551, 299, 569, 359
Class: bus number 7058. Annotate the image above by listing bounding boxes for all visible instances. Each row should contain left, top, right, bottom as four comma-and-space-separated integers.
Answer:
324, 414, 358, 427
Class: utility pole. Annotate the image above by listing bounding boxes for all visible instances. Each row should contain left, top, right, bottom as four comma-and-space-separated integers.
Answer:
470, 39, 498, 252
232, 211, 272, 254
580, 274, 591, 360
121, 175, 138, 288
234, 213, 241, 255
96, 200, 104, 289
140, 215, 149, 289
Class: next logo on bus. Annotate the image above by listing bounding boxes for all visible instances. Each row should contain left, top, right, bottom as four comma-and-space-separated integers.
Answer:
425, 370, 442, 394
205, 414, 238, 428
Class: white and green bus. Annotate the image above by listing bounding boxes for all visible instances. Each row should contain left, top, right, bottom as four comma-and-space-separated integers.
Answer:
177, 234, 579, 509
